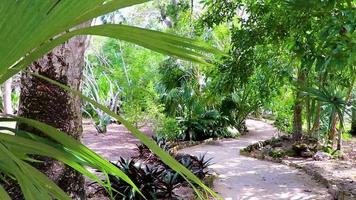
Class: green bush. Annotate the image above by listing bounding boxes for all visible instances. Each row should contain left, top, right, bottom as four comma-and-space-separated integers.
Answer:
156, 117, 182, 141
274, 113, 293, 133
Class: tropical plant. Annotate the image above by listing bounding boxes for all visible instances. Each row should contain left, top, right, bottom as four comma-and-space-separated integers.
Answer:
155, 116, 182, 141
109, 138, 213, 199
83, 63, 121, 133
158, 58, 231, 141
0, 1, 222, 199
298, 85, 350, 149
108, 158, 165, 200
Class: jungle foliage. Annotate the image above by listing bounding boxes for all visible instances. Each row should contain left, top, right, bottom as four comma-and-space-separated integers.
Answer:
84, 0, 355, 150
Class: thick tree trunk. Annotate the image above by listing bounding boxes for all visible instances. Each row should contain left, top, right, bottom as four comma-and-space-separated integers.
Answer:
2, 78, 13, 114
15, 29, 89, 199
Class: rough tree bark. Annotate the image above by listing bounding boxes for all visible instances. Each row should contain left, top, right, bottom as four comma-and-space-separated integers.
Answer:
15, 25, 90, 199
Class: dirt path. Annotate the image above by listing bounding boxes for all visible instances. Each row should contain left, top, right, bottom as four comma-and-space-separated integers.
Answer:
180, 119, 332, 200
82, 120, 153, 161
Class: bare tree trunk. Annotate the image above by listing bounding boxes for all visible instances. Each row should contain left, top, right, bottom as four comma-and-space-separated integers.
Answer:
311, 102, 321, 133
349, 80, 355, 136
329, 111, 338, 148
293, 70, 305, 140
15, 24, 90, 199
306, 95, 311, 134
2, 78, 13, 114
352, 103, 356, 136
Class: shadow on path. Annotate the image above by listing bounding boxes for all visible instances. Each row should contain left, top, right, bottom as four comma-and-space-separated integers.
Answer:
180, 119, 332, 200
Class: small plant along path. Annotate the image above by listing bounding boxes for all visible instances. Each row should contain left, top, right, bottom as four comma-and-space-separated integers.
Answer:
180, 119, 332, 200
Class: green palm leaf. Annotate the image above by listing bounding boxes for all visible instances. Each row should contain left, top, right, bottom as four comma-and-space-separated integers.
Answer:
0, 0, 148, 74
0, 24, 221, 83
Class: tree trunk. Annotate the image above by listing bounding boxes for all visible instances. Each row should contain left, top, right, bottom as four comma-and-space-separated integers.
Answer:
311, 102, 321, 133
292, 70, 305, 140
15, 27, 89, 199
328, 111, 338, 148
306, 95, 311, 134
293, 96, 303, 140
352, 103, 356, 136
2, 78, 13, 114
349, 81, 356, 136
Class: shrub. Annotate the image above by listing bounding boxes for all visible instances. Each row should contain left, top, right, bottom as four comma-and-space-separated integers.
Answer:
274, 113, 293, 133
156, 117, 182, 141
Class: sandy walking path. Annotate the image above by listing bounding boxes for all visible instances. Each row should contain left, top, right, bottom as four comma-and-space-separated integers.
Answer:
180, 119, 332, 200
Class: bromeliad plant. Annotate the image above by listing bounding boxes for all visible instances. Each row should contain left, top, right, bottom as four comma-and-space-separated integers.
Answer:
109, 139, 213, 199
0, 1, 222, 199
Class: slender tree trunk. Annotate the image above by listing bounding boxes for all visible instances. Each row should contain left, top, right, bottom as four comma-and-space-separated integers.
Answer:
306, 95, 311, 134
337, 129, 342, 150
2, 78, 13, 114
293, 96, 303, 140
293, 70, 305, 140
311, 102, 321, 133
352, 103, 356, 136
329, 111, 338, 148
15, 24, 90, 199
312, 74, 325, 136
349, 80, 356, 136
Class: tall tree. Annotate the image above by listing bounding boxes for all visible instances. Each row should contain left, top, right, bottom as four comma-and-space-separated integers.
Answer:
16, 23, 90, 199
